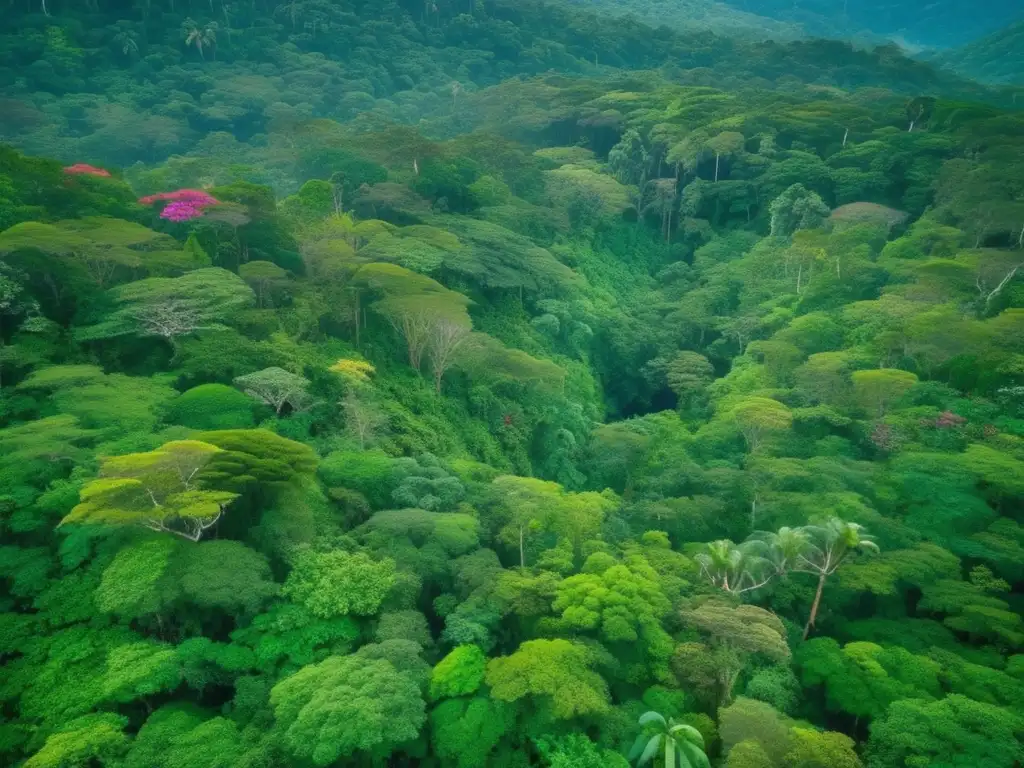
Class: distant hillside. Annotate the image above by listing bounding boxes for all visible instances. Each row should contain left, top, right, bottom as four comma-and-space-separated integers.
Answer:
559, 0, 802, 40
931, 20, 1024, 84
720, 0, 1024, 47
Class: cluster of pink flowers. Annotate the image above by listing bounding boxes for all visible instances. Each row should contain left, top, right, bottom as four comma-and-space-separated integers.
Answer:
932, 410, 967, 429
138, 188, 220, 222
918, 410, 968, 430
64, 163, 111, 177
870, 422, 899, 452
159, 200, 209, 221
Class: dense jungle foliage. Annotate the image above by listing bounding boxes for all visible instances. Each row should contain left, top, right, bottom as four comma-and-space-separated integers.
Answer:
1, 1, 1024, 767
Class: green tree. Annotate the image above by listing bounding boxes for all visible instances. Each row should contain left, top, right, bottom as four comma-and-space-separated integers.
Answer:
233, 367, 312, 415
706, 132, 745, 183
357, 263, 472, 372
866, 695, 1024, 768
182, 18, 218, 60
554, 554, 674, 683
75, 268, 255, 349
851, 369, 918, 417
768, 185, 830, 238
796, 519, 879, 639
783, 728, 862, 768
430, 645, 487, 700
726, 398, 793, 453
796, 638, 940, 721
609, 129, 651, 220
168, 384, 256, 430
491, 475, 559, 569
282, 550, 396, 618
430, 696, 514, 768
61, 440, 240, 542
269, 652, 426, 764
667, 351, 715, 407
542, 733, 630, 768
238, 260, 288, 308
719, 698, 791, 766
485, 639, 610, 719
675, 601, 790, 706
696, 539, 775, 595
23, 713, 128, 768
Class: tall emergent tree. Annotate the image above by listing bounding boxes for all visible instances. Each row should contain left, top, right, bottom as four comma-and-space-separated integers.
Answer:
61, 440, 239, 541
795, 518, 879, 638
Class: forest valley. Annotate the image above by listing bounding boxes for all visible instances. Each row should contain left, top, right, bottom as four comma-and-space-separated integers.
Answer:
1, 1, 1024, 767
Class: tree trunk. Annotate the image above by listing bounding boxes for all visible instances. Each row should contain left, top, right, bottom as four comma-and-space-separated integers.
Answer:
714, 152, 720, 183
803, 572, 828, 639
985, 263, 1023, 306
842, 127, 849, 147
519, 526, 525, 569
353, 290, 361, 347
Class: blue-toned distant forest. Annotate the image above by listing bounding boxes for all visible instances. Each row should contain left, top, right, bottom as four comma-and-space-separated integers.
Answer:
723, 0, 1023, 46
1, 1, 1023, 767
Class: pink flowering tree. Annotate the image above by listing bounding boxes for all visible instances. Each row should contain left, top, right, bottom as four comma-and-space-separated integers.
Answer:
138, 189, 220, 222
63, 163, 111, 177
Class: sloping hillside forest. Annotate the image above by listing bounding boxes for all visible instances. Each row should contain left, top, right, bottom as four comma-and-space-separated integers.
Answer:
714, 0, 1023, 47
930, 21, 1024, 87
1, 1, 1024, 767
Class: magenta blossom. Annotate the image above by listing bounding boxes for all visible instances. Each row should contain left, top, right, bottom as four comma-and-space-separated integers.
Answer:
160, 201, 208, 221
140, 188, 220, 222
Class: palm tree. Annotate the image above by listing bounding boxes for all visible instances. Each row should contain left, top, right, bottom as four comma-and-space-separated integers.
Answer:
752, 526, 810, 576
794, 518, 879, 639
113, 30, 139, 58
182, 18, 218, 60
629, 711, 710, 768
695, 539, 774, 595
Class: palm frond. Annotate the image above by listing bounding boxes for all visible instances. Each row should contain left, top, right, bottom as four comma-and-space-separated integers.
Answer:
668, 723, 705, 749
628, 734, 649, 761
677, 738, 711, 768
638, 735, 662, 766
639, 711, 668, 728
